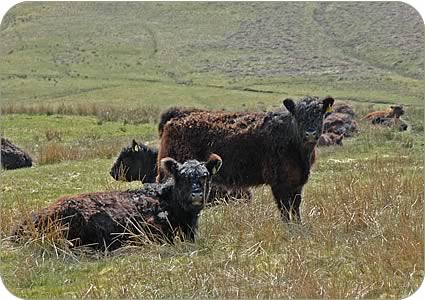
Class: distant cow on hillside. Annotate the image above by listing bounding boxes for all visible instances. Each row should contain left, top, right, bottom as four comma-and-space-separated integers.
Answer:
323, 112, 359, 137
332, 103, 356, 118
372, 116, 409, 131
158, 96, 334, 223
14, 155, 222, 250
362, 105, 404, 121
110, 140, 158, 183
1, 137, 33, 170
318, 132, 344, 146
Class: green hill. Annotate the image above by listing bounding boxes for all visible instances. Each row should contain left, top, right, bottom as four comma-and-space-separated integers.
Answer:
0, 2, 423, 108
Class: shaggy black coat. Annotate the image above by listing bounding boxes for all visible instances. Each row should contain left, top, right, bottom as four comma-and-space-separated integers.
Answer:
110, 140, 158, 183
158, 96, 334, 223
14, 155, 223, 250
1, 138, 33, 170
372, 116, 408, 131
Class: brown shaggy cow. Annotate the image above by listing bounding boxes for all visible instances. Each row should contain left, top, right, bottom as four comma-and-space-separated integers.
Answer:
323, 112, 359, 137
158, 107, 250, 138
158, 107, 203, 137
159, 107, 253, 202
158, 96, 334, 223
361, 105, 404, 121
318, 133, 344, 146
13, 155, 222, 250
332, 103, 356, 118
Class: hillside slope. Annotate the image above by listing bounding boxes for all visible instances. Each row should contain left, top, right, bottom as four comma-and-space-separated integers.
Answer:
0, 2, 423, 106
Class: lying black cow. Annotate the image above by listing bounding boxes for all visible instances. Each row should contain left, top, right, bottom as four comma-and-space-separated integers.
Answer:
372, 116, 408, 131
110, 139, 158, 183
14, 155, 222, 250
1, 137, 33, 170
110, 139, 251, 202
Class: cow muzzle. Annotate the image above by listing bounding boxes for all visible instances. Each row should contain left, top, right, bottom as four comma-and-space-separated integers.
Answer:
305, 130, 318, 143
191, 191, 204, 206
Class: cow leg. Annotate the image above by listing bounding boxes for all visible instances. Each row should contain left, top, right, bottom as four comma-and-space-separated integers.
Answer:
289, 187, 303, 223
182, 218, 198, 242
271, 185, 293, 223
272, 185, 303, 223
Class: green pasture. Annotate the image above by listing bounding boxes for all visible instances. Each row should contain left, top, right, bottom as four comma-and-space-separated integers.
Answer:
0, 1, 423, 299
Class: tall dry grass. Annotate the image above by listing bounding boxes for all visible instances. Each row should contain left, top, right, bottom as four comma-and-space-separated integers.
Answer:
2, 153, 421, 299
1, 102, 161, 125
37, 141, 123, 165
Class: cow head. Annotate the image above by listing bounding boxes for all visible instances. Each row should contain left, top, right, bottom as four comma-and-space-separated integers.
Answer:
160, 154, 222, 209
110, 140, 158, 182
284, 96, 334, 146
389, 105, 404, 118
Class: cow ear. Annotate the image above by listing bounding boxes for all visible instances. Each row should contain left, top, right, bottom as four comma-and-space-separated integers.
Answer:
205, 153, 222, 175
283, 98, 296, 115
132, 139, 139, 152
160, 157, 180, 177
322, 97, 334, 114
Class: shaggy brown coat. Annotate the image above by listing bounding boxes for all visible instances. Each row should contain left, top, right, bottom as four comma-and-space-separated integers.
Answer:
361, 105, 404, 120
323, 112, 359, 137
318, 132, 344, 146
332, 103, 356, 118
158, 107, 253, 202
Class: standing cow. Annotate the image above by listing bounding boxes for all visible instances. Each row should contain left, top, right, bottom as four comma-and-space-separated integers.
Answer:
158, 96, 334, 223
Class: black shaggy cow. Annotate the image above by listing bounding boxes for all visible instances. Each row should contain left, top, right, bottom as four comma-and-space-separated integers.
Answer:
110, 140, 158, 183
14, 155, 222, 250
1, 137, 33, 170
158, 96, 334, 223
111, 138, 251, 202
372, 116, 409, 131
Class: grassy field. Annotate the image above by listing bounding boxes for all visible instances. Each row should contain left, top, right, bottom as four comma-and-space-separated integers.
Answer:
0, 2, 424, 299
